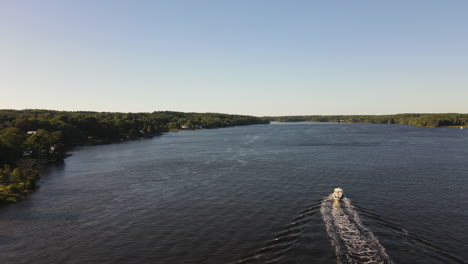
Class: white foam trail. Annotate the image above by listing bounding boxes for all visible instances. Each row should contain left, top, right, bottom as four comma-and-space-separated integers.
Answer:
321, 195, 393, 264
244, 134, 260, 145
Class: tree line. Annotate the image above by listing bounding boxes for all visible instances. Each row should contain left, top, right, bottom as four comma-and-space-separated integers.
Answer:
0, 109, 268, 203
267, 113, 468, 127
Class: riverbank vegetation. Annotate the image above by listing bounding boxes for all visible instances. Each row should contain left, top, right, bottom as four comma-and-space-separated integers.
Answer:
0, 161, 39, 203
0, 109, 268, 203
267, 113, 468, 127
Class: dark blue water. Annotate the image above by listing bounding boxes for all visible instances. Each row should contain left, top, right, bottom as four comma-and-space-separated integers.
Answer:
0, 123, 467, 264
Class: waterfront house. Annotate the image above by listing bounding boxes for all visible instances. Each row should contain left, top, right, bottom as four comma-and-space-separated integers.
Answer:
23, 150, 33, 157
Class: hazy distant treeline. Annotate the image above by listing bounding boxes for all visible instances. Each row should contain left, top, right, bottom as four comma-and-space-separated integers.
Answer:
267, 113, 468, 127
0, 109, 268, 202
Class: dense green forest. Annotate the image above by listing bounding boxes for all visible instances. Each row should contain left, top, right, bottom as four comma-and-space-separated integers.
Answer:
0, 109, 268, 203
267, 113, 468, 127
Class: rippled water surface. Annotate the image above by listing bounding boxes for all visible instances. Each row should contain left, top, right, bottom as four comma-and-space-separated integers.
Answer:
1, 123, 467, 264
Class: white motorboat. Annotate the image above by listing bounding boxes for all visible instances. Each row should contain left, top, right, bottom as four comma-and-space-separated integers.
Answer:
333, 188, 343, 199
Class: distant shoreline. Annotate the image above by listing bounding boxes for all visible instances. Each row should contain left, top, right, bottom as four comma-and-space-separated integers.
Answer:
264, 113, 468, 128
269, 120, 467, 128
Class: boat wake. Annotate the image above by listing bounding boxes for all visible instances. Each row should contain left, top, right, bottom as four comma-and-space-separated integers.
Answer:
235, 191, 464, 264
321, 194, 393, 264
235, 202, 322, 264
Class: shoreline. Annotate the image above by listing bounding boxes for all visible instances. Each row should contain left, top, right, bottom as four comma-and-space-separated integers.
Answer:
270, 120, 467, 128
0, 123, 268, 204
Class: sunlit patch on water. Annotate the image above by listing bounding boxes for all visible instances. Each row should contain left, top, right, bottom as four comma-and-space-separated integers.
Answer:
320, 195, 393, 264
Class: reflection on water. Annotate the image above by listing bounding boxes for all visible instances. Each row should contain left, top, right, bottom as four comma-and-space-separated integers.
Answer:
0, 123, 467, 264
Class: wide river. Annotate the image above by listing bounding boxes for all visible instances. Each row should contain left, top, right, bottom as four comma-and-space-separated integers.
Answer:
1, 123, 467, 264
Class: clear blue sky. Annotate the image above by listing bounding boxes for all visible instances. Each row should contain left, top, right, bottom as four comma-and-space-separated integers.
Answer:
1, 0, 467, 116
